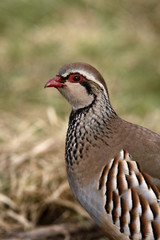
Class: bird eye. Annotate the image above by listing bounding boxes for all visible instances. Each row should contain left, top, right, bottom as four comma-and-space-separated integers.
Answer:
68, 74, 84, 83
73, 75, 80, 81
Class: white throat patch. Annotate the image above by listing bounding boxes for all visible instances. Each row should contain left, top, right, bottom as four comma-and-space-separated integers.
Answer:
58, 82, 94, 110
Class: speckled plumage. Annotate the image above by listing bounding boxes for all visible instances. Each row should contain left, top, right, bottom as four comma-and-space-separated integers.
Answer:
45, 62, 160, 240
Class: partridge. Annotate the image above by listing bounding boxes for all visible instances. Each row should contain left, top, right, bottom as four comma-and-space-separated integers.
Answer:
45, 62, 160, 240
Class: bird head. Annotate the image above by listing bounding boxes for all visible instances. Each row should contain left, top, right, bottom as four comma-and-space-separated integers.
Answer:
45, 62, 109, 110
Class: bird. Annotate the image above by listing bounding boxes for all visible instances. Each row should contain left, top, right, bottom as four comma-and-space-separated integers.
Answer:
45, 62, 160, 240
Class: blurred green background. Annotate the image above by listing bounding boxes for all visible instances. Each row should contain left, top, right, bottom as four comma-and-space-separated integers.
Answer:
0, 0, 160, 118
0, 0, 160, 239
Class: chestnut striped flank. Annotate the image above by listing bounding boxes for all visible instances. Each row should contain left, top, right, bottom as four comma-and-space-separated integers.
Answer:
98, 164, 110, 190
112, 190, 120, 224
98, 149, 160, 240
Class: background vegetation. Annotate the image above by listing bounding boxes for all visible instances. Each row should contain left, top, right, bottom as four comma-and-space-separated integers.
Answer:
0, 0, 160, 239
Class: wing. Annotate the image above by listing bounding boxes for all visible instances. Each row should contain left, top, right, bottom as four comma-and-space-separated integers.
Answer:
98, 150, 160, 240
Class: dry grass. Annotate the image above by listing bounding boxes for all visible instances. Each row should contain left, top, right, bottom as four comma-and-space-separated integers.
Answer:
0, 108, 105, 240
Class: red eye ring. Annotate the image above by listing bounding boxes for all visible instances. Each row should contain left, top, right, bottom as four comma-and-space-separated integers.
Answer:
68, 74, 84, 83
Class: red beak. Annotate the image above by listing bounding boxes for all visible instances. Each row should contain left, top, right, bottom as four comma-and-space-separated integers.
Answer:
44, 76, 66, 88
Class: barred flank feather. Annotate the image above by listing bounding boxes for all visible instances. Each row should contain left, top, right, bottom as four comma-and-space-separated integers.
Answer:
99, 150, 160, 240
